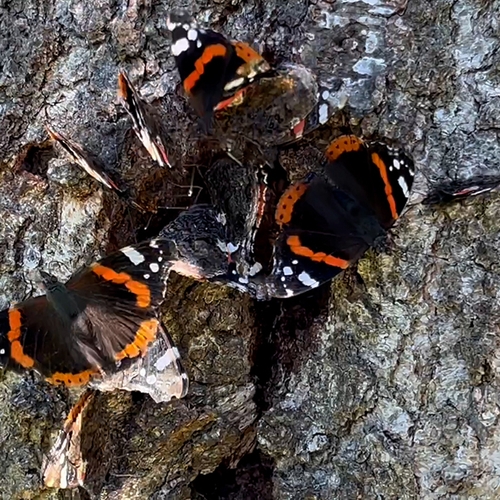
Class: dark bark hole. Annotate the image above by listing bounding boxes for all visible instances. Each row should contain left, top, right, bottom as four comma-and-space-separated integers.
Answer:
191, 450, 275, 500
14, 141, 55, 178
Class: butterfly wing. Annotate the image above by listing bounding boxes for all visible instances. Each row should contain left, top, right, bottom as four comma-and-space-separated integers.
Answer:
0, 238, 176, 386
90, 323, 188, 402
262, 175, 385, 297
0, 301, 101, 385
422, 176, 500, 205
168, 12, 233, 118
324, 135, 415, 229
42, 389, 95, 489
117, 72, 171, 168
168, 11, 271, 120
65, 239, 173, 366
47, 126, 122, 192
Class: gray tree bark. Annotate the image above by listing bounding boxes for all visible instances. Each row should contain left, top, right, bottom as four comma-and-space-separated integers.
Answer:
1, 0, 500, 498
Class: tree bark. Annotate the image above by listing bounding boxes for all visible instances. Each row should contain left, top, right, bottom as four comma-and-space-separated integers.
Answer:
1, 0, 500, 498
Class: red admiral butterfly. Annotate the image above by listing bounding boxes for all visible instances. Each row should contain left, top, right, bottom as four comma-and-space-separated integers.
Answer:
47, 126, 122, 193
422, 176, 500, 205
48, 124, 150, 212
167, 12, 334, 150
0, 238, 182, 386
167, 11, 272, 121
265, 135, 414, 297
117, 71, 172, 168
203, 135, 415, 298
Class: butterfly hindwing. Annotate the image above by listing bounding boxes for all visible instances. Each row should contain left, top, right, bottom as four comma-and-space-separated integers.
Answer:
265, 175, 382, 297
90, 324, 189, 403
42, 389, 95, 489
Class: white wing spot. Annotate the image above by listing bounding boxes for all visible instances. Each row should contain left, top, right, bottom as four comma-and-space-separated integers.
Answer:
144, 273, 150, 279
393, 159, 401, 170
187, 29, 198, 40
150, 240, 159, 248
171, 38, 190, 56
121, 246, 145, 265
146, 374, 157, 385
319, 103, 329, 124
158, 256, 163, 262
197, 40, 202, 48
286, 289, 295, 297
149, 263, 160, 273
155, 350, 177, 371
298, 271, 319, 288
321, 89, 330, 100
249, 262, 263, 276
292, 260, 298, 265
139, 368, 146, 376
224, 77, 245, 92
283, 266, 294, 276
0, 349, 5, 355
239, 276, 249, 284
398, 176, 410, 198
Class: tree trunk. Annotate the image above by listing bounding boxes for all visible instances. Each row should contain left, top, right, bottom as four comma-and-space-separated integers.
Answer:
1, 0, 499, 498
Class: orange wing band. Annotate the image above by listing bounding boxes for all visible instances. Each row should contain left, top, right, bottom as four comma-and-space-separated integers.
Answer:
276, 183, 308, 227
326, 135, 364, 162
184, 44, 227, 93
114, 319, 159, 361
287, 235, 350, 269
91, 265, 151, 308
7, 309, 35, 368
371, 152, 398, 220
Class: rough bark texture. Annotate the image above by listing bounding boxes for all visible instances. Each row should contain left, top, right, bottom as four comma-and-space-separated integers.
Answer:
1, 0, 500, 499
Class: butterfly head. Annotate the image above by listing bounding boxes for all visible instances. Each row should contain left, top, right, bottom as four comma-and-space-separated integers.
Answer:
38, 270, 62, 293
37, 270, 81, 320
